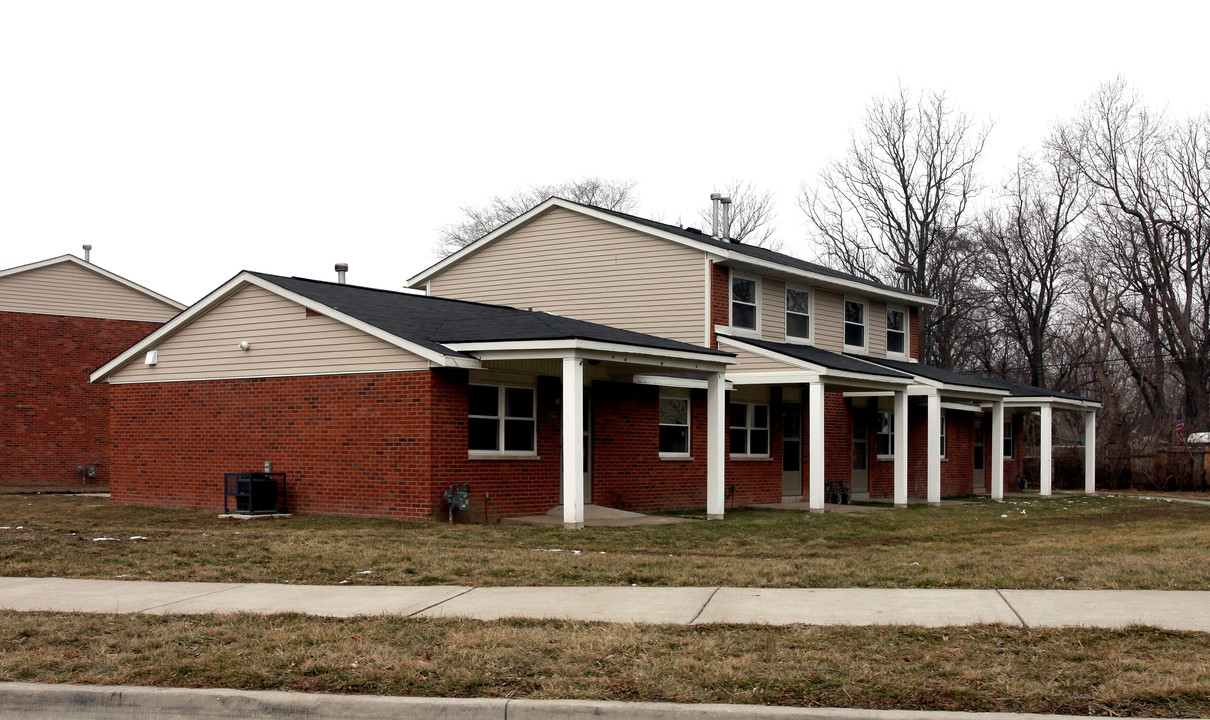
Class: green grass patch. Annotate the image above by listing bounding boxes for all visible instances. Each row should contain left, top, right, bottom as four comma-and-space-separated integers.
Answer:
1, 493, 1208, 588
0, 612, 1207, 716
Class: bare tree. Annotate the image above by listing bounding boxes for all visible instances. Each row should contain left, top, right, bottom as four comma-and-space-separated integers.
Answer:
1052, 78, 1210, 430
436, 177, 639, 255
800, 85, 991, 367
977, 152, 1087, 387
696, 180, 781, 249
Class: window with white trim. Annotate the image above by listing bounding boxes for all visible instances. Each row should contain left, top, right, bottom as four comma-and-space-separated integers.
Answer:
786, 287, 811, 341
731, 274, 758, 331
940, 410, 947, 458
468, 384, 536, 454
844, 298, 867, 351
729, 402, 769, 456
886, 306, 907, 356
658, 390, 691, 456
876, 412, 894, 457
1003, 420, 1013, 460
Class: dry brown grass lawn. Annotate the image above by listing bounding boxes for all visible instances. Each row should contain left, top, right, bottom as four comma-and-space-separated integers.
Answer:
0, 612, 1207, 717
1, 492, 1209, 589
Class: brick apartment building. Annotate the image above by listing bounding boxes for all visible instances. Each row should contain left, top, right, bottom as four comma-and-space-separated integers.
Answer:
92, 198, 1100, 526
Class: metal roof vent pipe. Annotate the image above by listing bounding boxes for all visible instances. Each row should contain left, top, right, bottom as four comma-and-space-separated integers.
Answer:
335, 263, 348, 284
721, 196, 735, 243
82, 244, 92, 263
710, 193, 723, 237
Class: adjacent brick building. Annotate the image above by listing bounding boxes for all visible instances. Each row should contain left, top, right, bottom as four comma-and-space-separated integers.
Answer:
0, 255, 182, 485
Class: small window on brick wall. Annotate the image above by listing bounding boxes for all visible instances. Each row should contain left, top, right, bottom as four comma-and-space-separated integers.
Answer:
658, 390, 690, 456
876, 412, 894, 457
468, 384, 536, 454
729, 402, 769, 456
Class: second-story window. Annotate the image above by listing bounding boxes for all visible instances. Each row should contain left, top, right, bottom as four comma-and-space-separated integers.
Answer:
786, 287, 811, 340
731, 275, 757, 331
844, 298, 867, 351
886, 307, 906, 355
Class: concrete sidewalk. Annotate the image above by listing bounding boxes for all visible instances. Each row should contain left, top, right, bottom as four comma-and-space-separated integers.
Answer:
0, 682, 1176, 720
1, 577, 1208, 630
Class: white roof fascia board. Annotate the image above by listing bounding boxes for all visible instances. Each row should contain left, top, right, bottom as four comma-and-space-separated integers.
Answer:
633, 374, 734, 390
726, 371, 823, 385
718, 335, 913, 387
716, 336, 826, 373
0, 254, 186, 311
1001, 396, 1101, 411
405, 199, 937, 307
941, 401, 983, 412
449, 339, 735, 369
104, 367, 431, 386
91, 273, 468, 383
843, 391, 895, 398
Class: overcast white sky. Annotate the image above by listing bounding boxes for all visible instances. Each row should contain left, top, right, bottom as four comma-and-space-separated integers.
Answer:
2, 1, 1208, 305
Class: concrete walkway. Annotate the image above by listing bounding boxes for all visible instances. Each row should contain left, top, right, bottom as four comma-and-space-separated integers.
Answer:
0, 682, 1175, 720
2, 577, 1208, 631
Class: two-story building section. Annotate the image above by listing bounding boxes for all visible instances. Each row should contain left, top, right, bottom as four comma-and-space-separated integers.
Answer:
409, 197, 1100, 515
92, 196, 1100, 528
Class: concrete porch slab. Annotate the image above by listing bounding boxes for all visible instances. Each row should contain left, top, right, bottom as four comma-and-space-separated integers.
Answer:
501, 504, 694, 527
415, 586, 716, 624
694, 588, 1021, 627
146, 583, 472, 618
744, 501, 886, 513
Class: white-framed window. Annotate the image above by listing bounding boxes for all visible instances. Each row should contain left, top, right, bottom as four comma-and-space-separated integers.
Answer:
730, 273, 758, 332
468, 384, 536, 454
886, 306, 907, 356
940, 410, 947, 458
729, 402, 769, 456
658, 390, 691, 456
876, 412, 894, 457
1003, 419, 1013, 460
844, 297, 867, 352
785, 286, 811, 341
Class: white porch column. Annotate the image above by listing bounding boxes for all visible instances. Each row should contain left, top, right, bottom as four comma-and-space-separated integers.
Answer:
807, 380, 825, 512
894, 389, 908, 508
1084, 410, 1097, 494
927, 393, 942, 506
991, 400, 1005, 501
706, 371, 726, 519
1039, 404, 1053, 496
561, 356, 584, 529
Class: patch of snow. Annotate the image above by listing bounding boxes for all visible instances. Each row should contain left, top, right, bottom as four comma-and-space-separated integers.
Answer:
355, 570, 373, 575
129, 536, 148, 540
92, 537, 117, 542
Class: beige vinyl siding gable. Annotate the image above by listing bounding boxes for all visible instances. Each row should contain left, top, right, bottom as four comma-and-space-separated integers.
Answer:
107, 284, 428, 383
427, 207, 706, 345
0, 261, 179, 322
813, 289, 844, 353
760, 277, 786, 342
721, 346, 803, 374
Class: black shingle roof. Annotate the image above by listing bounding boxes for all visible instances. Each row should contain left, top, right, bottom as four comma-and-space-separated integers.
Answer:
864, 357, 1098, 402
717, 334, 912, 379
556, 199, 926, 300
862, 357, 1009, 390
251, 273, 732, 359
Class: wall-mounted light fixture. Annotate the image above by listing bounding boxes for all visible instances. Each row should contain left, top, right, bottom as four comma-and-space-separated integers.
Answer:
238, 341, 251, 351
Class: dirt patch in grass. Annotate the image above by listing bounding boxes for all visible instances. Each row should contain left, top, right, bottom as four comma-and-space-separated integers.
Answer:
2, 494, 1209, 589
0, 612, 1206, 717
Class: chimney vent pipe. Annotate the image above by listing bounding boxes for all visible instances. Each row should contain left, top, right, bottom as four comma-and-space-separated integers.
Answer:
335, 263, 348, 284
720, 197, 733, 242
710, 193, 722, 237
82, 245, 92, 263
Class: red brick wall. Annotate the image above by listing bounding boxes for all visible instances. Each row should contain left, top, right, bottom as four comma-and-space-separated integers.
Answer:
710, 262, 728, 348
110, 372, 437, 520
1, 311, 161, 485
909, 307, 921, 360
428, 370, 562, 523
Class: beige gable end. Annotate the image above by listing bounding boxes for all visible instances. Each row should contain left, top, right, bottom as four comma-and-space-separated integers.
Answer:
0, 261, 179, 322
107, 284, 428, 383
427, 207, 706, 345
